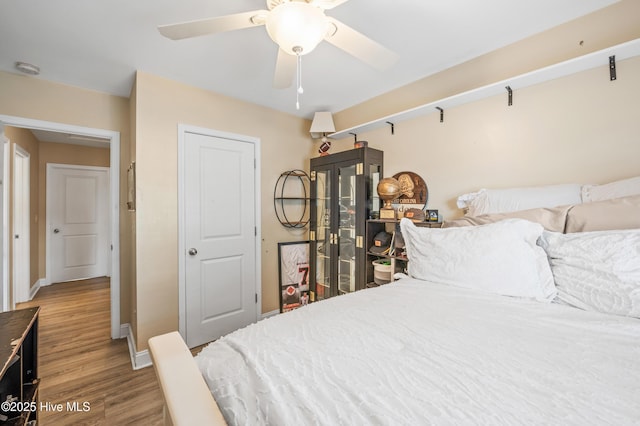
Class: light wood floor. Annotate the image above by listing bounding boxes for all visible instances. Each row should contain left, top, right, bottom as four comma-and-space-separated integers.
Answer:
18, 277, 165, 425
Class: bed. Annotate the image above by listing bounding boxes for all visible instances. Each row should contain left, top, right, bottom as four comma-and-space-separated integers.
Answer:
149, 180, 640, 426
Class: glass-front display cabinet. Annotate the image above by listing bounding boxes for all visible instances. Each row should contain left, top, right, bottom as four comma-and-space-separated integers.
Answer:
309, 147, 383, 302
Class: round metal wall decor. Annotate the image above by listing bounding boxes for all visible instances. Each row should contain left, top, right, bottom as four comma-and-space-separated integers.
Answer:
273, 170, 310, 228
391, 171, 428, 206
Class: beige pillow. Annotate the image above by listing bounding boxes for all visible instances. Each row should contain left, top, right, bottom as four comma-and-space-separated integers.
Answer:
565, 195, 640, 233
443, 205, 570, 232
581, 176, 640, 202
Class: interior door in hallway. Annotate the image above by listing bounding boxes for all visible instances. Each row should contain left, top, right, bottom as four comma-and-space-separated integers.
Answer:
183, 130, 258, 348
13, 145, 30, 303
48, 164, 109, 283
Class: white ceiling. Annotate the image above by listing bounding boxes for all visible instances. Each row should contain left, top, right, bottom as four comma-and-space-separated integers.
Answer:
29, 129, 111, 148
0, 0, 619, 120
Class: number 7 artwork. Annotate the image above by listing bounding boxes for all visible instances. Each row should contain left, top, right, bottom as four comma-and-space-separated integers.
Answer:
278, 241, 310, 312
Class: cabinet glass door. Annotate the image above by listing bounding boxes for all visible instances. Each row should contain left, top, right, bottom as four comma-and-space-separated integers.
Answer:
337, 164, 357, 295
369, 163, 382, 217
314, 169, 331, 301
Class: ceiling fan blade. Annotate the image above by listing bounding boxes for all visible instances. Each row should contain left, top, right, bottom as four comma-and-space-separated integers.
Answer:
273, 49, 296, 89
324, 17, 398, 70
309, 0, 351, 9
158, 10, 268, 40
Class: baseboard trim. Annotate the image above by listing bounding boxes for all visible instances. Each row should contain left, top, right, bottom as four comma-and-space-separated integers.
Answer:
28, 279, 44, 300
124, 311, 279, 369
261, 309, 279, 320
122, 323, 152, 370
119, 323, 129, 339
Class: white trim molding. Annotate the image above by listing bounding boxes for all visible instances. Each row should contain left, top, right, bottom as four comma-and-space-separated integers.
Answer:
122, 323, 152, 370
28, 278, 46, 301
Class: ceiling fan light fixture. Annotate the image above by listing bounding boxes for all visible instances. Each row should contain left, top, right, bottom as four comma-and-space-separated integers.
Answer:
265, 2, 327, 55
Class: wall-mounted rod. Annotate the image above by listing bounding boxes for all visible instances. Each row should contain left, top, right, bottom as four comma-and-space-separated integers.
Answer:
386, 121, 395, 135
609, 55, 617, 81
349, 132, 357, 143
435, 107, 444, 123
506, 86, 513, 106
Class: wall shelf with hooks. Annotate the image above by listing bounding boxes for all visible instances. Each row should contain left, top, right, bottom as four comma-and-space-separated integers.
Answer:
330, 38, 640, 140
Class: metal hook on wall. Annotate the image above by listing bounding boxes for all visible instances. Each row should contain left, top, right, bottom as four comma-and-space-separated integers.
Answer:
506, 86, 513, 106
349, 132, 357, 143
435, 107, 444, 123
609, 55, 617, 81
386, 121, 395, 135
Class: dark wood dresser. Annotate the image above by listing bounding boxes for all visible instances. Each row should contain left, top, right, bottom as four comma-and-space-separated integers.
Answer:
0, 307, 39, 425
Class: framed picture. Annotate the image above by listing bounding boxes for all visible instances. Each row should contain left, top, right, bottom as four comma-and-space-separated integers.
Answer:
278, 241, 310, 313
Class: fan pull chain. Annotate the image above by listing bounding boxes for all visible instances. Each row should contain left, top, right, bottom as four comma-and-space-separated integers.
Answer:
295, 47, 303, 110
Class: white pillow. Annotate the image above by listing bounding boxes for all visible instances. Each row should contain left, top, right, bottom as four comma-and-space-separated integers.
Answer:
400, 218, 556, 301
581, 176, 640, 203
538, 229, 640, 318
458, 184, 582, 216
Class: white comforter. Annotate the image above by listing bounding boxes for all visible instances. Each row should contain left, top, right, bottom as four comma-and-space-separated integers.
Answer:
196, 279, 640, 425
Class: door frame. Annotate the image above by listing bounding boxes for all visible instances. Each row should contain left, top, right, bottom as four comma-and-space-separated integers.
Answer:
46, 163, 110, 285
0, 115, 121, 339
12, 144, 30, 304
177, 124, 262, 340
1, 137, 8, 311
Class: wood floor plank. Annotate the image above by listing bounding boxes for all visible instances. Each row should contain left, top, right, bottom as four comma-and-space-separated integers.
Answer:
17, 277, 164, 425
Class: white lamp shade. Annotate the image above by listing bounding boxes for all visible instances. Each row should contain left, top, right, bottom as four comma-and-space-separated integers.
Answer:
310, 112, 335, 138
266, 2, 328, 55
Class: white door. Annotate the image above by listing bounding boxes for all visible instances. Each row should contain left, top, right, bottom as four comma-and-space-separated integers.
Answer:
12, 145, 30, 303
183, 130, 258, 348
48, 164, 109, 283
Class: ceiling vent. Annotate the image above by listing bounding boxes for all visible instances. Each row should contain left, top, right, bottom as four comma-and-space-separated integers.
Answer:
15, 62, 40, 75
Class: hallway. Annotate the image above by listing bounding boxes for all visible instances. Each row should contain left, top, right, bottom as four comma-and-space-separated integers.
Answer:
18, 277, 164, 425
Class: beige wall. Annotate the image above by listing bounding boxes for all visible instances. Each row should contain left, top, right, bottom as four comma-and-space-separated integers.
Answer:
334, 0, 640, 131
133, 72, 313, 350
326, 55, 640, 220
128, 79, 138, 341
4, 127, 40, 292
0, 71, 132, 324
326, 1, 640, 220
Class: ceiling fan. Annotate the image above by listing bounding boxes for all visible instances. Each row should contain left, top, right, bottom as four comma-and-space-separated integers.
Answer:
158, 0, 398, 100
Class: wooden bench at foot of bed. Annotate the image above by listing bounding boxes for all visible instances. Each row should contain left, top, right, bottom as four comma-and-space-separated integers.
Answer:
148, 332, 227, 426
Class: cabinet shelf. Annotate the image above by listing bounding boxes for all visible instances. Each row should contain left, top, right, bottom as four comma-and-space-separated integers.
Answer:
366, 252, 408, 261
330, 38, 640, 140
366, 219, 442, 286
368, 218, 443, 225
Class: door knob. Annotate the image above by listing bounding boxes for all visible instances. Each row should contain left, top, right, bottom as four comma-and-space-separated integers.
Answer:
53, 228, 60, 234
188, 248, 198, 256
